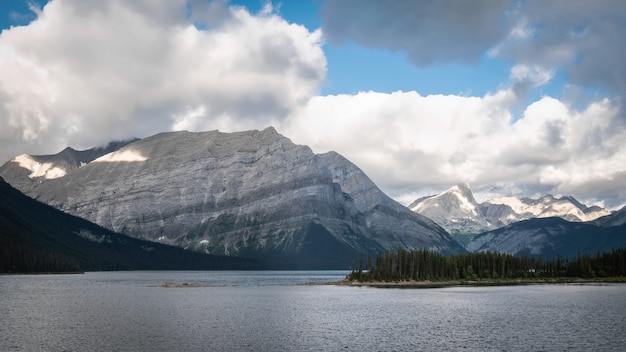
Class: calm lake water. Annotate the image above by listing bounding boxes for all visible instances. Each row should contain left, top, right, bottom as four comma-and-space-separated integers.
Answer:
1, 271, 625, 351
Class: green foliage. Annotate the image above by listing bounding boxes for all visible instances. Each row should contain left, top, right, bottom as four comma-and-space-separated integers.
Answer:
349, 247, 626, 282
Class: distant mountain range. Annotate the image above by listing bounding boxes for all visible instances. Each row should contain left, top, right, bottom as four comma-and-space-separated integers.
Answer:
0, 177, 261, 273
409, 183, 625, 257
409, 183, 611, 244
0, 128, 464, 269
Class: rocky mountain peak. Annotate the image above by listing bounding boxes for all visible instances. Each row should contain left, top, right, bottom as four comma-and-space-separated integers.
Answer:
409, 183, 490, 244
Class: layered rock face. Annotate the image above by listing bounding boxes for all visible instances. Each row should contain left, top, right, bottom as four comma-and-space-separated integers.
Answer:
1, 128, 463, 267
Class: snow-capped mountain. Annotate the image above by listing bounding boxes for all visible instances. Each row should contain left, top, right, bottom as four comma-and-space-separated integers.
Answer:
0, 127, 464, 268
409, 183, 493, 243
484, 195, 610, 223
409, 184, 611, 242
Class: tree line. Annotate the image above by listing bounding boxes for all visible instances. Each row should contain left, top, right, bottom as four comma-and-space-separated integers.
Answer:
349, 247, 626, 282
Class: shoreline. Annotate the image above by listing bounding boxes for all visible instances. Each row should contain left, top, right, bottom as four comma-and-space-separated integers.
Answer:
0, 271, 85, 276
327, 277, 626, 288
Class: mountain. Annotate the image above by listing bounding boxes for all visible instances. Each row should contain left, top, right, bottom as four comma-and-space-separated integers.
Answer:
0, 177, 262, 273
594, 206, 626, 227
466, 217, 626, 258
409, 184, 611, 243
408, 183, 492, 244
1, 128, 464, 268
0, 139, 137, 191
483, 195, 610, 223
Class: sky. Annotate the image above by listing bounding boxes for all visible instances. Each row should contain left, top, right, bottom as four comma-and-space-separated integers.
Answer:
1, 0, 626, 209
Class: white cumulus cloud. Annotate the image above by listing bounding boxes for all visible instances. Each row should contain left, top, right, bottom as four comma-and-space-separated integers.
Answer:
2, 0, 626, 211
285, 87, 626, 209
0, 0, 325, 161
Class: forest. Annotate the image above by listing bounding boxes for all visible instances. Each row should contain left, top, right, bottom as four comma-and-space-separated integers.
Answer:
348, 247, 626, 282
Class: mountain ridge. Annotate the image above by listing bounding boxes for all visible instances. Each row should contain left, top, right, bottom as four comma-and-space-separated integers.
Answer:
1, 127, 464, 268
410, 183, 611, 242
0, 139, 138, 190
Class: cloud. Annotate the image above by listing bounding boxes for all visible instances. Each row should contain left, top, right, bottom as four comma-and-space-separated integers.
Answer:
0, 0, 325, 162
285, 87, 626, 209
315, 0, 626, 208
489, 0, 626, 101
323, 0, 626, 102
2, 0, 626, 211
321, 0, 510, 65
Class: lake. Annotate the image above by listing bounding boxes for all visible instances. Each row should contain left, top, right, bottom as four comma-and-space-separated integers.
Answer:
1, 271, 625, 351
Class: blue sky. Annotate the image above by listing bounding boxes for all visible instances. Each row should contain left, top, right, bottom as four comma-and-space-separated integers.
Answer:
1, 0, 625, 209
231, 0, 559, 101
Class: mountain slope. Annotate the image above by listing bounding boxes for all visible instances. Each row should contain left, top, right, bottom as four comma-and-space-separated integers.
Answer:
1, 128, 464, 268
594, 206, 626, 227
466, 217, 626, 258
0, 178, 262, 273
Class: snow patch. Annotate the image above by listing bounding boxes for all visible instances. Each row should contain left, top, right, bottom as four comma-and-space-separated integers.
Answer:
13, 154, 35, 171
487, 197, 529, 215
42, 167, 66, 179
13, 154, 66, 179
93, 150, 147, 163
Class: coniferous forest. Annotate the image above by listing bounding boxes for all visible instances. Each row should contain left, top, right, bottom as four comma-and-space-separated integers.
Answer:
348, 247, 626, 282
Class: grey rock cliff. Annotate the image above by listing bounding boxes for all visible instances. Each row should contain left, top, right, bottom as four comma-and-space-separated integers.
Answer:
1, 128, 464, 267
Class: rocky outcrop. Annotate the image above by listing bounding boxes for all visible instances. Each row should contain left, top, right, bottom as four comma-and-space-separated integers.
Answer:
1, 128, 464, 268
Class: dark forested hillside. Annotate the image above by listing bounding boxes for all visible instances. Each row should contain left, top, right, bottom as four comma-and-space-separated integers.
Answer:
0, 178, 263, 273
